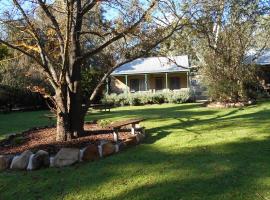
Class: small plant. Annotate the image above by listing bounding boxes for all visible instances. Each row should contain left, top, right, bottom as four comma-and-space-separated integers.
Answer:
10, 136, 25, 145
97, 119, 112, 128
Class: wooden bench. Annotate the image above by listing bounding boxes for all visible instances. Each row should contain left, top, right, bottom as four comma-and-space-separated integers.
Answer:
89, 104, 113, 112
106, 118, 144, 142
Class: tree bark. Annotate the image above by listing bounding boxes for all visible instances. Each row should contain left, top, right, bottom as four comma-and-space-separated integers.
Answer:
55, 101, 85, 141
55, 86, 85, 141
68, 91, 85, 137
56, 108, 71, 141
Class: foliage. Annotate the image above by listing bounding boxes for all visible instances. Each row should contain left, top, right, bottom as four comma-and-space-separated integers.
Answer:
0, 44, 51, 109
97, 119, 112, 128
0, 85, 46, 110
81, 66, 104, 103
0, 44, 9, 61
189, 0, 267, 102
102, 89, 194, 106
160, 0, 270, 103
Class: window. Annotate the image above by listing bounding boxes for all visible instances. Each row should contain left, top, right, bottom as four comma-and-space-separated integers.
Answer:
170, 77, 180, 90
139, 79, 146, 91
155, 78, 163, 90
130, 79, 139, 91
130, 79, 145, 92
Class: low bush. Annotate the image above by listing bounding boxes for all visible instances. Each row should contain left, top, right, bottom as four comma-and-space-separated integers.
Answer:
102, 89, 194, 106
97, 119, 112, 128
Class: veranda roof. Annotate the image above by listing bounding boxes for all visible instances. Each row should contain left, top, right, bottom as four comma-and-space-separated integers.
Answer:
112, 56, 190, 75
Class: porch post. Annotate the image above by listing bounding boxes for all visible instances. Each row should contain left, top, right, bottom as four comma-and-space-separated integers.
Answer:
165, 72, 168, 89
144, 74, 148, 91
125, 74, 128, 92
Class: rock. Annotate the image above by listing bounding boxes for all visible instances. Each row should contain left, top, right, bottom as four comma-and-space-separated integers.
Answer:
28, 150, 49, 170
0, 155, 14, 170
82, 144, 100, 161
54, 148, 80, 167
124, 136, 138, 146
79, 148, 85, 162
102, 142, 115, 157
10, 150, 33, 170
50, 157, 55, 167
26, 154, 35, 170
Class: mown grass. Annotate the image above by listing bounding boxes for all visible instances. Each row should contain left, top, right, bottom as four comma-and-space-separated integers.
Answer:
1, 101, 270, 200
0, 110, 53, 140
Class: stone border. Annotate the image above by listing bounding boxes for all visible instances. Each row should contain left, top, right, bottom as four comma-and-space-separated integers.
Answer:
0, 128, 146, 171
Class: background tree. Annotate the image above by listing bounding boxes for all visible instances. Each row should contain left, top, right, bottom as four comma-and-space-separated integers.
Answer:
177, 0, 270, 102
0, 44, 49, 111
0, 0, 185, 141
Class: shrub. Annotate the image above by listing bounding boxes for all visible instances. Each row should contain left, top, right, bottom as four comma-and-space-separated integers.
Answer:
169, 88, 194, 103
97, 119, 112, 128
102, 93, 118, 106
116, 93, 131, 106
151, 92, 165, 104
102, 89, 194, 106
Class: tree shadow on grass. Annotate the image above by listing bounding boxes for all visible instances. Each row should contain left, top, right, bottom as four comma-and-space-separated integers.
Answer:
143, 130, 171, 144
106, 137, 270, 200
87, 103, 216, 122
151, 107, 270, 137
1, 137, 270, 200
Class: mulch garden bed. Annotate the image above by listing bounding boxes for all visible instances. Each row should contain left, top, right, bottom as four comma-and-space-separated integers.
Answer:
0, 123, 132, 155
204, 100, 255, 108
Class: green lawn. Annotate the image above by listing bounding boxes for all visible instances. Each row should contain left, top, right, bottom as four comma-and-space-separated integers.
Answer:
0, 110, 53, 140
1, 102, 270, 200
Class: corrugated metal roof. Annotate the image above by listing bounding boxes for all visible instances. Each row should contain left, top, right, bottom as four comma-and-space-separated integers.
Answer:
245, 49, 270, 66
112, 56, 189, 75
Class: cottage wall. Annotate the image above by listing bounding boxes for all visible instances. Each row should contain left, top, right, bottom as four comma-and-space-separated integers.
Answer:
110, 72, 188, 93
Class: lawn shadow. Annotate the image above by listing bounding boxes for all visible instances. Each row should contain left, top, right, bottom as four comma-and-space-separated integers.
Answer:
143, 130, 171, 144
1, 135, 270, 200
106, 137, 270, 200
88, 103, 215, 122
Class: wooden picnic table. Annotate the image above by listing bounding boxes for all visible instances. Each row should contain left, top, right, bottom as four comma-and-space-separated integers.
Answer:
106, 118, 144, 142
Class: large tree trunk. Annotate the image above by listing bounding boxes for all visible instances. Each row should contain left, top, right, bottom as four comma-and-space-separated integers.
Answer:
56, 108, 71, 141
55, 87, 85, 142
68, 91, 85, 138
55, 108, 85, 141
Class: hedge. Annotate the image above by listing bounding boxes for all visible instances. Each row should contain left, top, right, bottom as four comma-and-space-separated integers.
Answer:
102, 89, 195, 106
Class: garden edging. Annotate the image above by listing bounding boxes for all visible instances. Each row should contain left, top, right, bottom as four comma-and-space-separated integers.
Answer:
0, 129, 146, 171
